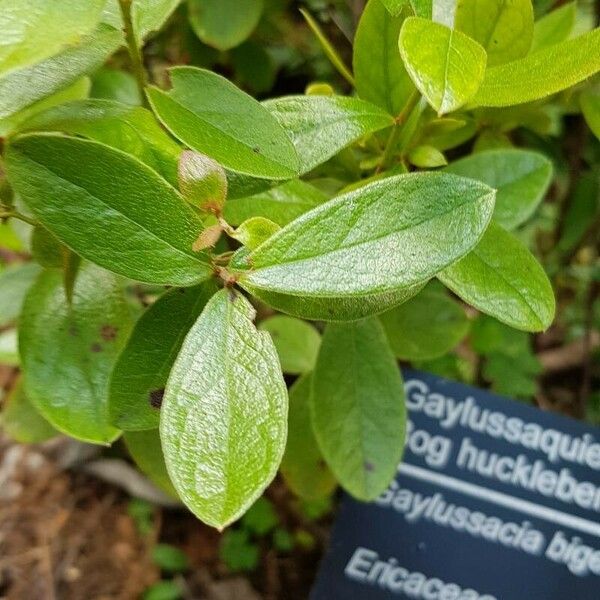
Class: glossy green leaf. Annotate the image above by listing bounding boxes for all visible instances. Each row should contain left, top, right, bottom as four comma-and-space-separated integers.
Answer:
124, 429, 178, 497
232, 217, 280, 251
399, 17, 487, 115
0, 262, 41, 327
353, 0, 415, 116
380, 0, 408, 15
408, 145, 447, 168
31, 226, 65, 268
20, 264, 133, 444
380, 285, 469, 360
5, 134, 211, 286
1, 379, 58, 444
109, 282, 217, 431
473, 28, 600, 107
223, 180, 328, 227
90, 67, 141, 105
531, 2, 576, 52
188, 0, 264, 51
454, 0, 533, 67
19, 99, 181, 186
264, 95, 394, 174
438, 222, 555, 331
0, 0, 106, 77
147, 67, 299, 179
311, 318, 406, 500
242, 283, 426, 322
0, 24, 122, 119
233, 173, 495, 299
581, 91, 600, 141
445, 149, 553, 229
258, 316, 321, 374
160, 289, 287, 529
280, 375, 336, 499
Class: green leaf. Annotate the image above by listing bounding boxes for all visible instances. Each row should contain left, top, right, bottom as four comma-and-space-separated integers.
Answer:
19, 99, 181, 186
124, 429, 178, 497
353, 0, 415, 116
380, 0, 408, 15
241, 283, 426, 322
454, 0, 533, 67
531, 1, 576, 52
233, 173, 495, 299
0, 262, 41, 327
258, 316, 321, 374
223, 180, 328, 227
91, 67, 141, 105
143, 581, 183, 600
232, 217, 280, 250
264, 95, 394, 174
311, 318, 406, 500
380, 285, 469, 360
109, 282, 217, 431
19, 264, 133, 444
399, 17, 487, 115
438, 221, 555, 331
473, 28, 600, 107
0, 24, 122, 120
0, 0, 106, 77
5, 134, 211, 286
178, 150, 227, 211
280, 374, 336, 499
188, 0, 264, 51
1, 378, 58, 444
147, 67, 299, 179
408, 145, 447, 168
160, 289, 287, 529
151, 543, 189, 573
31, 226, 65, 268
581, 90, 600, 141
241, 497, 278, 536
102, 0, 182, 43
219, 530, 259, 572
445, 149, 553, 230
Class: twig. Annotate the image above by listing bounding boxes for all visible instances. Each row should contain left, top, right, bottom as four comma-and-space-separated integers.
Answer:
537, 330, 600, 373
118, 0, 149, 107
0, 210, 37, 227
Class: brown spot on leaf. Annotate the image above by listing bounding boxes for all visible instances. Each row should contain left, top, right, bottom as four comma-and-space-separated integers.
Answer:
364, 461, 375, 472
100, 325, 118, 342
253, 147, 261, 154
149, 388, 165, 409
90, 343, 102, 353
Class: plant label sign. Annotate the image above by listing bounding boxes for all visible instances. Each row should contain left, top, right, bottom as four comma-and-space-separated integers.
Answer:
312, 369, 600, 599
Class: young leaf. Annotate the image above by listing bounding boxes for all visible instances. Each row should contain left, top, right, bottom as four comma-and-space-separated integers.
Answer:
531, 2, 576, 52
380, 285, 469, 360
160, 289, 288, 529
380, 0, 408, 15
454, 0, 534, 67
399, 17, 487, 114
109, 282, 217, 431
408, 145, 447, 168
223, 180, 328, 227
0, 24, 122, 120
147, 67, 299, 179
19, 264, 133, 444
188, 0, 264, 51
178, 150, 227, 211
438, 222, 555, 331
473, 28, 600, 107
310, 318, 406, 500
5, 134, 211, 286
0, 0, 106, 77
264, 95, 394, 174
280, 375, 336, 499
258, 316, 321, 374
124, 429, 178, 497
353, 0, 415, 116
0, 263, 41, 327
232, 173, 495, 299
1, 378, 58, 444
19, 99, 181, 186
445, 149, 553, 230
232, 217, 280, 250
